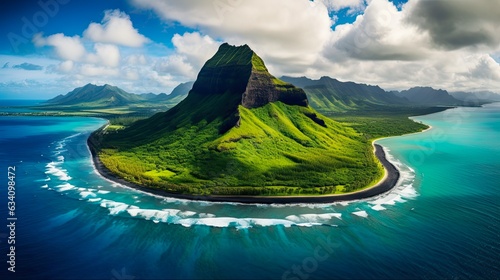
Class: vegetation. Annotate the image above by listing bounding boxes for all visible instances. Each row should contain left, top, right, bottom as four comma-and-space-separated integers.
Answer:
94, 43, 387, 196
98, 102, 383, 196
328, 106, 448, 140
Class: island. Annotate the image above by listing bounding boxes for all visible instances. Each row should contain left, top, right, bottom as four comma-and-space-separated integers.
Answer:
87, 43, 409, 203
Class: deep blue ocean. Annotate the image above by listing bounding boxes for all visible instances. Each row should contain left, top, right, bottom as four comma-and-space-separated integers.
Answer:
0, 103, 498, 279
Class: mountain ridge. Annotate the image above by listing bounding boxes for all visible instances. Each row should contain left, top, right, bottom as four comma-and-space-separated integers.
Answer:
44, 82, 194, 108
393, 86, 464, 106
281, 76, 407, 113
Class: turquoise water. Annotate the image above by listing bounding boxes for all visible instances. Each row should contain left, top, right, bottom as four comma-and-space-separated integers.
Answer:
0, 104, 499, 279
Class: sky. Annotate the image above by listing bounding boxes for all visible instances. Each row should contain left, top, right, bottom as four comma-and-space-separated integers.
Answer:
1, 0, 499, 99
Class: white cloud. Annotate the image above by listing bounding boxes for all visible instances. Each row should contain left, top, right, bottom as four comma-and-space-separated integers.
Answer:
80, 64, 120, 77
154, 55, 194, 79
131, 0, 332, 68
324, 0, 430, 62
86, 44, 121, 67
33, 33, 86, 61
124, 54, 148, 65
57, 60, 74, 73
171, 32, 219, 71
83, 9, 150, 47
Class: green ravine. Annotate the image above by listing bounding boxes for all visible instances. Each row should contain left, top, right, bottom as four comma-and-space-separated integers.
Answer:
92, 43, 428, 197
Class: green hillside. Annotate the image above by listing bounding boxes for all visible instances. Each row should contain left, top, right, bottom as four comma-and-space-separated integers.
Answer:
95, 43, 383, 196
281, 76, 408, 113
46, 84, 143, 107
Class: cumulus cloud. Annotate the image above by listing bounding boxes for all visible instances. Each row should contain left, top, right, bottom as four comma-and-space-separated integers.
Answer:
13, 62, 43, 70
56, 60, 74, 73
84, 9, 150, 47
131, 0, 332, 67
153, 32, 219, 80
406, 0, 500, 50
86, 44, 121, 67
154, 55, 194, 79
33, 33, 86, 61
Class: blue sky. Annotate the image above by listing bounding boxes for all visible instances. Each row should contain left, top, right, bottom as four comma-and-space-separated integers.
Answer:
1, 0, 499, 99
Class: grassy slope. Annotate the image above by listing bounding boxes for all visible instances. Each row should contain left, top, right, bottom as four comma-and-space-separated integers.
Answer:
99, 101, 382, 196
329, 106, 447, 140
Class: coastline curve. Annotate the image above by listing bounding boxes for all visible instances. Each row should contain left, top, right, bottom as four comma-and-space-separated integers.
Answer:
88, 129, 400, 204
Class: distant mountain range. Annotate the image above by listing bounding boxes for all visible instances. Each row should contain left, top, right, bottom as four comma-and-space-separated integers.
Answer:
392, 87, 464, 106
138, 81, 194, 104
45, 82, 194, 108
281, 76, 407, 113
46, 84, 143, 107
45, 74, 496, 112
450, 91, 500, 103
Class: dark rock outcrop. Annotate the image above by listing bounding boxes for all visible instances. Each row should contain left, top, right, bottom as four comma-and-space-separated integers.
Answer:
191, 43, 308, 110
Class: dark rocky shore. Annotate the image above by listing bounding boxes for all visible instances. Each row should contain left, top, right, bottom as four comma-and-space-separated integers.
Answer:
88, 134, 399, 204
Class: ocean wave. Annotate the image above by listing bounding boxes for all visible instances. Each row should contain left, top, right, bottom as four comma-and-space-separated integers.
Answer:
364, 146, 418, 210
79, 191, 97, 199
55, 183, 76, 192
352, 210, 368, 218
285, 213, 342, 223
94, 198, 338, 228
176, 217, 298, 229
45, 162, 72, 181
99, 199, 130, 215
371, 204, 386, 211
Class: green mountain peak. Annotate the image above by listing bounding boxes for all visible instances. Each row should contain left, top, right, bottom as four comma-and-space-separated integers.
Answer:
191, 43, 308, 109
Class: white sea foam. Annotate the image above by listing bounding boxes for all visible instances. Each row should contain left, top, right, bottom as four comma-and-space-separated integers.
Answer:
88, 198, 102, 202
101, 201, 336, 228
97, 190, 110, 194
363, 145, 419, 209
399, 184, 418, 199
41, 184, 48, 189
45, 162, 72, 181
285, 213, 341, 223
99, 199, 129, 215
371, 204, 386, 211
176, 217, 295, 228
352, 210, 368, 218
79, 191, 97, 198
55, 183, 76, 192
178, 211, 197, 218
57, 155, 64, 162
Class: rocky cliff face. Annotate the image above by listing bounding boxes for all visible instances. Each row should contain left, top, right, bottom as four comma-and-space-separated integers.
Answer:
191, 43, 308, 109
241, 54, 308, 108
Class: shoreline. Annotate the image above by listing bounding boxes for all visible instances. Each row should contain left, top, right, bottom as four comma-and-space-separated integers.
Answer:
88, 133, 400, 204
